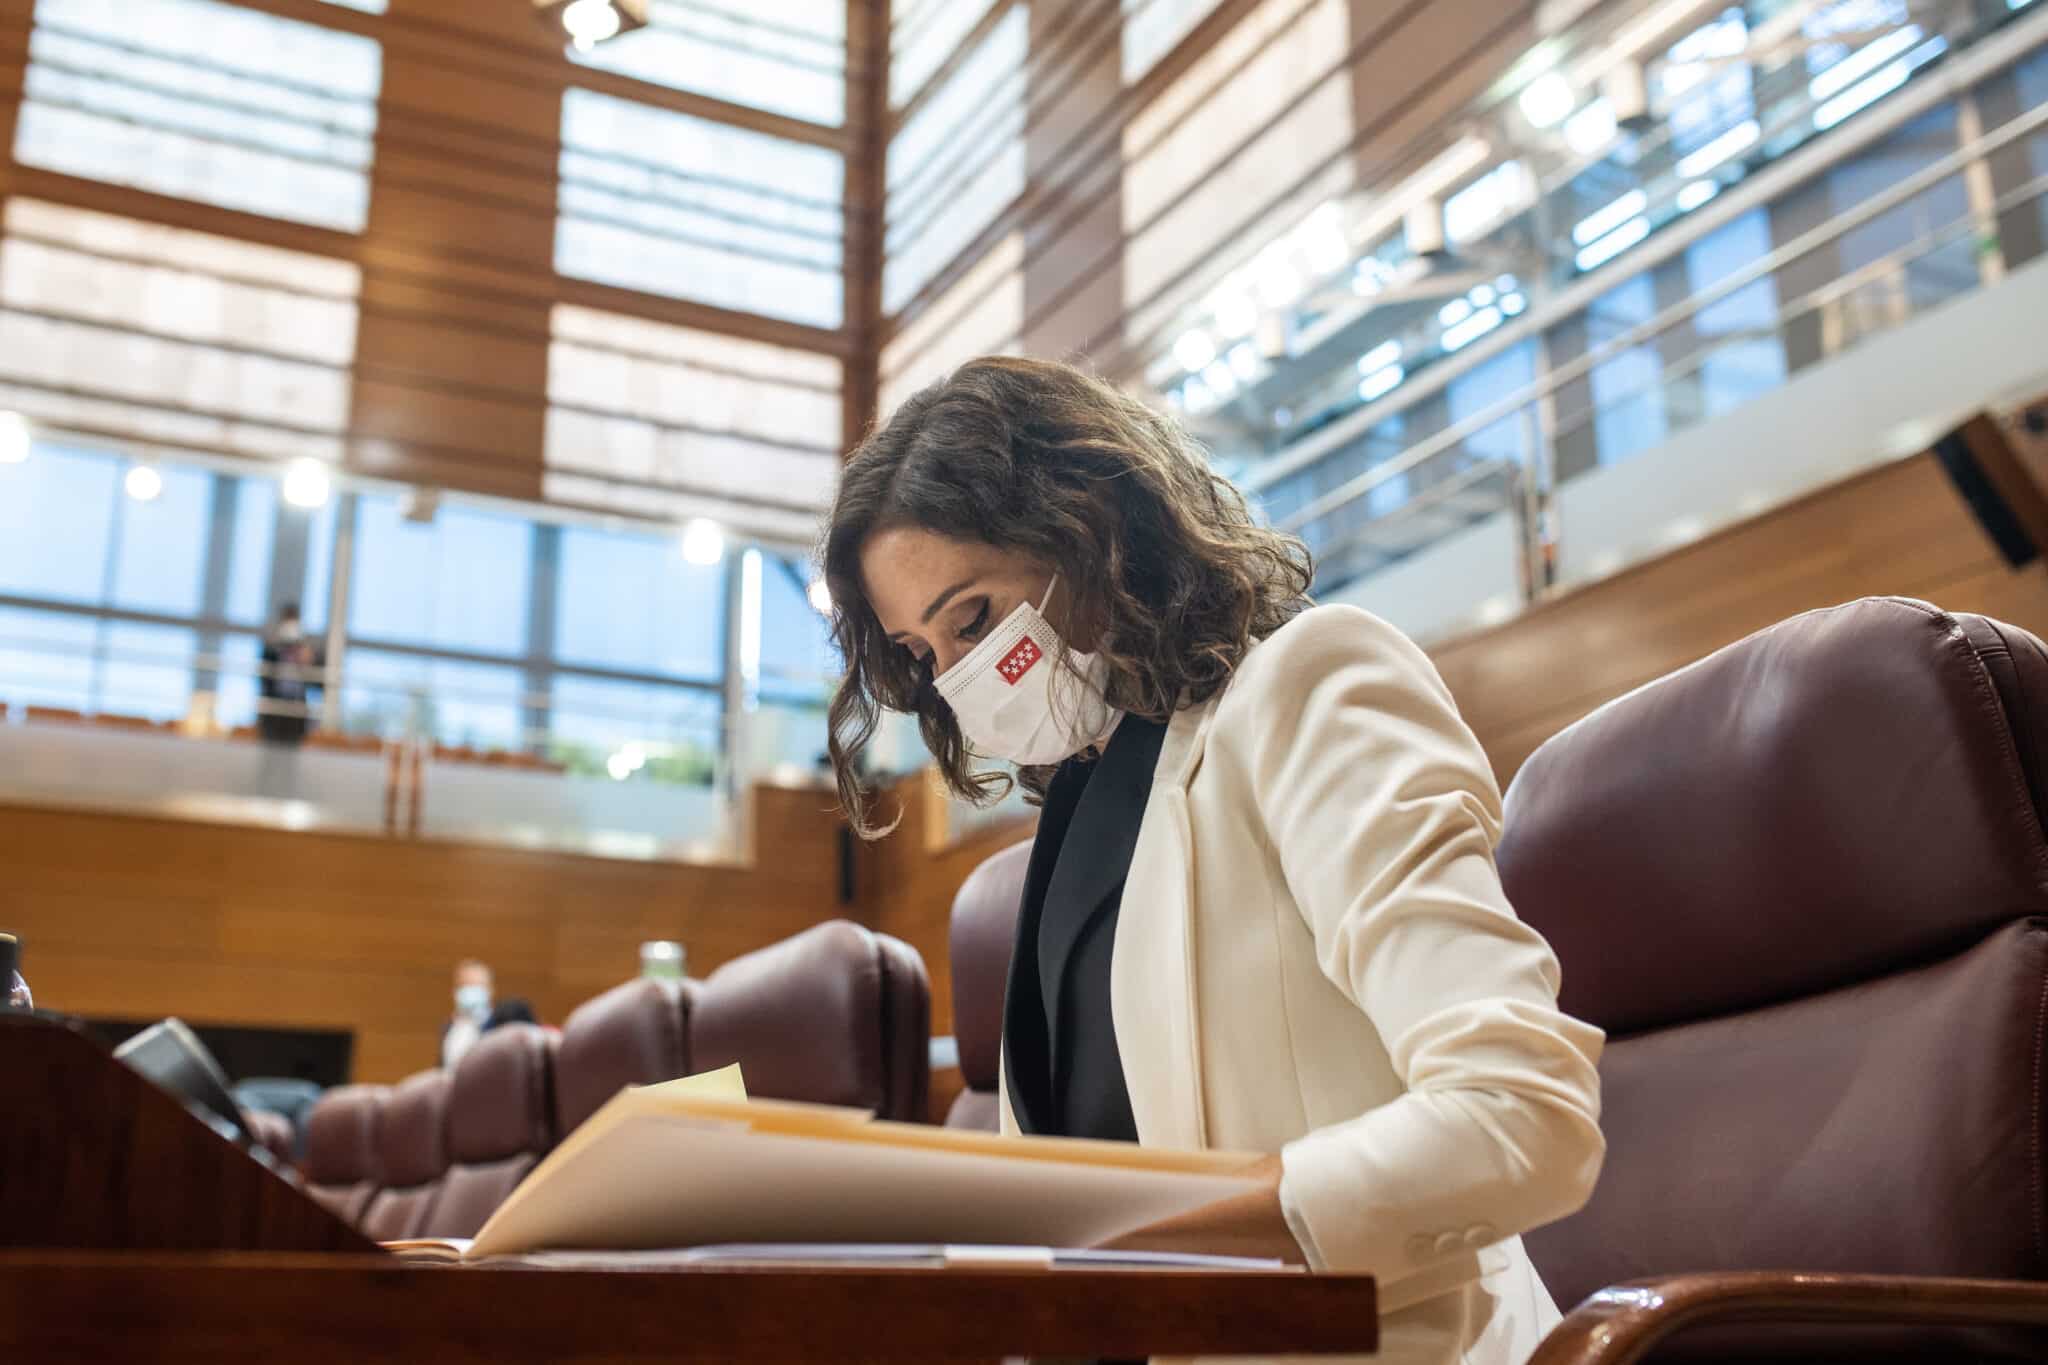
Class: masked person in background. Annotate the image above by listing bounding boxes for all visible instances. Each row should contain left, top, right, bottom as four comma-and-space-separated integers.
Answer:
820, 357, 1605, 1365
440, 959, 536, 1070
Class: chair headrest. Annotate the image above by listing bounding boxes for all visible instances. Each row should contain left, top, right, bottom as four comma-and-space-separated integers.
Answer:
301, 1084, 385, 1184
1499, 597, 2048, 1035
949, 840, 1032, 1090
553, 978, 694, 1137
449, 1023, 554, 1163
375, 1069, 450, 1189
691, 920, 902, 1111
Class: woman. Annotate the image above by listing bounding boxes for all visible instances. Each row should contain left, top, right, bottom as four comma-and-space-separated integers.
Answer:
822, 357, 1603, 1365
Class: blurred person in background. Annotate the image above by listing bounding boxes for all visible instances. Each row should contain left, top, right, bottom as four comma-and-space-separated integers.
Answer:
258, 601, 321, 747
441, 959, 535, 1070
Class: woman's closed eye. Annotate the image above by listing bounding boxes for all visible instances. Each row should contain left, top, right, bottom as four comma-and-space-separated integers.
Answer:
955, 599, 991, 643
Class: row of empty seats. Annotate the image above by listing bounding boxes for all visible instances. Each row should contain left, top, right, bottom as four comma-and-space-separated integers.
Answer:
301, 919, 929, 1240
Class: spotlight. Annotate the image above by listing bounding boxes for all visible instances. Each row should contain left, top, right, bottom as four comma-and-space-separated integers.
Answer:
1518, 72, 1575, 130
124, 463, 163, 503
807, 578, 833, 615
532, 0, 648, 52
282, 458, 332, 510
680, 517, 725, 566
0, 411, 28, 465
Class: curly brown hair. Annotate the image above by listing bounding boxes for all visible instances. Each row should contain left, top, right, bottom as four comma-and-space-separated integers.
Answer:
822, 356, 1313, 837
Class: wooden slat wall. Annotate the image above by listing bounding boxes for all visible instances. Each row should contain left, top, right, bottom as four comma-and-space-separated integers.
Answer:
0, 786, 851, 1084
1435, 448, 2048, 787
880, 0, 1540, 382
0, 0, 851, 506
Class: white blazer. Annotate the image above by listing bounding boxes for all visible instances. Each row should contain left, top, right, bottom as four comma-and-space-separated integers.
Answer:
1000, 605, 1606, 1365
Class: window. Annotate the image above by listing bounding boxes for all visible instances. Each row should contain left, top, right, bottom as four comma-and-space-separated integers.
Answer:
1587, 274, 1668, 465
891, 0, 1002, 107
1656, 8, 1754, 160
556, 88, 844, 328
225, 479, 279, 626
878, 232, 1024, 416
110, 463, 213, 618
0, 606, 94, 711
13, 0, 381, 232
1121, 0, 1230, 85
0, 198, 359, 466
544, 304, 841, 540
555, 524, 725, 681
0, 441, 118, 603
1685, 209, 1785, 419
884, 6, 1027, 314
1446, 341, 1538, 470
349, 496, 533, 656
572, 1, 844, 126
98, 621, 195, 721
757, 555, 834, 702
1122, 0, 1353, 314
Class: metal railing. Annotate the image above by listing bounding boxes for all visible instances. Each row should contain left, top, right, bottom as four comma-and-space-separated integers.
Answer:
1262, 43, 2048, 606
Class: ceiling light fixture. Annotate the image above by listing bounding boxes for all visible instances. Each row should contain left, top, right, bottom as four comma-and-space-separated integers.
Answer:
533, 0, 648, 52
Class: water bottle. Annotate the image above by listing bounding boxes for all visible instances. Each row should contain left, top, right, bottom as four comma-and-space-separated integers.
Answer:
1, 932, 30, 1010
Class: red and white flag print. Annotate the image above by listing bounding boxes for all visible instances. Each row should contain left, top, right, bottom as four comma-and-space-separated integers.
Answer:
996, 637, 1042, 684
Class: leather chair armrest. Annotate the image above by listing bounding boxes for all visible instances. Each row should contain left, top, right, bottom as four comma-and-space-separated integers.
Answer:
1528, 1272, 2048, 1365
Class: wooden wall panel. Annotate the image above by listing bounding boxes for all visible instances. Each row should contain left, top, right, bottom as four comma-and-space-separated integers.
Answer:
1431, 449, 2048, 786
0, 786, 856, 1084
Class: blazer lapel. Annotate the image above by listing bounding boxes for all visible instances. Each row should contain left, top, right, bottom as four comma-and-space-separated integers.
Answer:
1037, 715, 1168, 1088
1111, 698, 1218, 1151
1000, 777, 1075, 1138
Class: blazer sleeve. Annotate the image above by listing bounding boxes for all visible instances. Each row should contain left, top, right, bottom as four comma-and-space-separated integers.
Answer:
1224, 606, 1606, 1281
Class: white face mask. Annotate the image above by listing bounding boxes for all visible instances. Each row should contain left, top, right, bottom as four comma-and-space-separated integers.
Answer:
454, 983, 491, 1019
934, 577, 1121, 767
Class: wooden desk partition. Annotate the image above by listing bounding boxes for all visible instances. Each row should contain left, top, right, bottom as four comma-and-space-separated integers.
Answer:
0, 1252, 1379, 1362
0, 1012, 372, 1254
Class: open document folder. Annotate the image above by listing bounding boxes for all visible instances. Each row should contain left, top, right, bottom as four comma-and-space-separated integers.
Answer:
385, 1065, 1269, 1263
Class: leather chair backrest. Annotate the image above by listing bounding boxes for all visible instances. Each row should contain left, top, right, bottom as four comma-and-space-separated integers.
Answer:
691, 920, 931, 1121
358, 1069, 450, 1242
945, 840, 1032, 1129
1498, 598, 2048, 1355
426, 1024, 556, 1238
552, 977, 697, 1138
300, 1084, 385, 1225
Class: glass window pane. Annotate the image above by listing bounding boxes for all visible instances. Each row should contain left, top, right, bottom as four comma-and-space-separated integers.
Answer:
348, 495, 533, 656
1589, 274, 1668, 465
213, 631, 261, 729
1686, 208, 1786, 419
572, 1, 844, 127
293, 497, 338, 634
758, 554, 835, 701
556, 88, 844, 327
555, 524, 724, 680
98, 620, 194, 721
427, 658, 526, 752
549, 673, 721, 783
110, 461, 212, 617
0, 442, 117, 603
14, 0, 382, 233
225, 476, 279, 626
0, 605, 95, 710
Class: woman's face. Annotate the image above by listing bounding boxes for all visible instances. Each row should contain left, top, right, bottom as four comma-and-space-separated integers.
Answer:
860, 527, 1075, 679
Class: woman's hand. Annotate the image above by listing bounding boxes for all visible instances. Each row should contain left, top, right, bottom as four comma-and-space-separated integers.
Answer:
1092, 1155, 1307, 1265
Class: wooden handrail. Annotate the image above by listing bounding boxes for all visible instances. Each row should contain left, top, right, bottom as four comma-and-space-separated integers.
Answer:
1528, 1273, 2048, 1365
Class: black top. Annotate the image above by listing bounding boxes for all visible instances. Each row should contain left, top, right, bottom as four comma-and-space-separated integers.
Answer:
1001, 713, 1167, 1143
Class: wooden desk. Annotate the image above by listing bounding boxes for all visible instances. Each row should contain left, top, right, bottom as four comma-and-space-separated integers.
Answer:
0, 1251, 1379, 1362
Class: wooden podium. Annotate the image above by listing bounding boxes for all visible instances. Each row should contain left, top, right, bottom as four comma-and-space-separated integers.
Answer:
0, 1013, 1380, 1360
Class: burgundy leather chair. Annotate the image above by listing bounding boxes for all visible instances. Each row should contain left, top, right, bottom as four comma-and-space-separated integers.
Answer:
945, 840, 1032, 1130
300, 1084, 385, 1225
1496, 598, 2048, 1362
357, 1069, 450, 1242
425, 1023, 556, 1238
553, 976, 699, 1139
691, 920, 932, 1121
